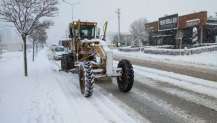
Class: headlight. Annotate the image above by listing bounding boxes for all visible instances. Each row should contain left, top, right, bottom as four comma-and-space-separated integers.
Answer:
90, 43, 95, 47
96, 56, 101, 64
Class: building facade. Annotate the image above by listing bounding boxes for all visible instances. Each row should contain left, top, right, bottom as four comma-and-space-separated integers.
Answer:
145, 11, 217, 48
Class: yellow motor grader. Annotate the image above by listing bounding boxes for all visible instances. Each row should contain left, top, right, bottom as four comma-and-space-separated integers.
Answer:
61, 20, 134, 97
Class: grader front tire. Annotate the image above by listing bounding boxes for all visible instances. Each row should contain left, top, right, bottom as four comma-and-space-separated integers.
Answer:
117, 59, 134, 92
79, 62, 94, 97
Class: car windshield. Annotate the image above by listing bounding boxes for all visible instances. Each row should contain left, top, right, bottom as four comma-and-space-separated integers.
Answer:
55, 47, 64, 52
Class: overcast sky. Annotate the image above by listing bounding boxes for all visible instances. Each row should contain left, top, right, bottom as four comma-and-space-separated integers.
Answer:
47, 0, 217, 44
1, 0, 217, 44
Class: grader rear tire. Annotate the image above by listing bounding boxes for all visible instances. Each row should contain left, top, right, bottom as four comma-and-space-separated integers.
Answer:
79, 62, 94, 97
61, 53, 75, 71
61, 54, 67, 70
117, 59, 134, 92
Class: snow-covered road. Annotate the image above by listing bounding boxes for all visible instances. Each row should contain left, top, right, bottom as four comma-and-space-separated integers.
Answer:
1, 48, 217, 123
0, 49, 146, 123
99, 62, 217, 123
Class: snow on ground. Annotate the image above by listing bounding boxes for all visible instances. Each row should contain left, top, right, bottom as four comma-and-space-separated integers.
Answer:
129, 64, 217, 118
113, 49, 217, 69
133, 64, 217, 99
0, 49, 146, 123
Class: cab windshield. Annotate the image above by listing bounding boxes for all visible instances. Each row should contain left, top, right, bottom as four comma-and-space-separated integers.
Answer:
80, 26, 95, 39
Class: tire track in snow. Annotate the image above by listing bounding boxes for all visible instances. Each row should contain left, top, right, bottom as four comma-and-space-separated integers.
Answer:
54, 71, 118, 123
53, 65, 111, 123
97, 80, 188, 123
54, 72, 96, 123
55, 71, 147, 123
133, 81, 217, 122
112, 61, 212, 122
136, 77, 217, 112
132, 88, 205, 123
134, 65, 217, 111
88, 84, 150, 123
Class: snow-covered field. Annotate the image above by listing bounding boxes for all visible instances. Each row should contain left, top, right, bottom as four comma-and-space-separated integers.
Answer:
0, 49, 146, 123
113, 49, 217, 69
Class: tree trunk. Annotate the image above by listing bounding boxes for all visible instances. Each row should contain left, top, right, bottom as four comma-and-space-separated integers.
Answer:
22, 34, 28, 77
36, 42, 38, 54
32, 40, 35, 62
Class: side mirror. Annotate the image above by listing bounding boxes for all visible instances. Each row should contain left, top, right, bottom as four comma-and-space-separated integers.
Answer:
69, 28, 73, 38
75, 30, 79, 37
96, 28, 100, 39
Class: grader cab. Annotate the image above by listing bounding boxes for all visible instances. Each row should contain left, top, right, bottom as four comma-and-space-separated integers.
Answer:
61, 20, 134, 97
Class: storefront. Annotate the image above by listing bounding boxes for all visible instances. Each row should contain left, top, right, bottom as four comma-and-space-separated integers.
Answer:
145, 11, 217, 48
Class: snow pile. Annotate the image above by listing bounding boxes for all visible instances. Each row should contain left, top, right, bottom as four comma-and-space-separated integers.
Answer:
0, 49, 143, 123
119, 45, 217, 55
143, 45, 174, 49
119, 47, 140, 52
113, 49, 217, 68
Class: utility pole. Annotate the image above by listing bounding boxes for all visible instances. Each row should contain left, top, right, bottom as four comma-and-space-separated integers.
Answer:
116, 8, 121, 47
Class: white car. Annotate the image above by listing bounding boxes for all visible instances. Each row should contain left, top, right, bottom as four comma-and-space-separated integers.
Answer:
53, 46, 66, 60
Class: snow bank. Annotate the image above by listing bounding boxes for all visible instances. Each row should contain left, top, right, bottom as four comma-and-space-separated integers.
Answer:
119, 47, 140, 52
113, 49, 217, 69
119, 45, 217, 55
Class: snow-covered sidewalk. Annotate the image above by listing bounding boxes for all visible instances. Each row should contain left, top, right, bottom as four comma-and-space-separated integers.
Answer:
0, 49, 145, 123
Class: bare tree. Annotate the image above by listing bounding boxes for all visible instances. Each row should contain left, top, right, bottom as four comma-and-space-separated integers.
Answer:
30, 21, 51, 61
0, 0, 58, 76
129, 18, 149, 47
112, 33, 132, 47
0, 32, 2, 55
0, 31, 1, 40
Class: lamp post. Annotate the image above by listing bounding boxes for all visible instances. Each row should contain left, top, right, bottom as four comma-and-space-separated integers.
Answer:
115, 8, 121, 47
62, 0, 80, 20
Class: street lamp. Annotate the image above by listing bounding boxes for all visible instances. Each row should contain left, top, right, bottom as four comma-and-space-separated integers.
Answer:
62, 0, 80, 21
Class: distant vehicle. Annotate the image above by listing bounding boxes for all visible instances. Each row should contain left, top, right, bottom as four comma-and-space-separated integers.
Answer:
1, 49, 8, 53
48, 44, 57, 60
53, 46, 66, 60
50, 44, 57, 51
